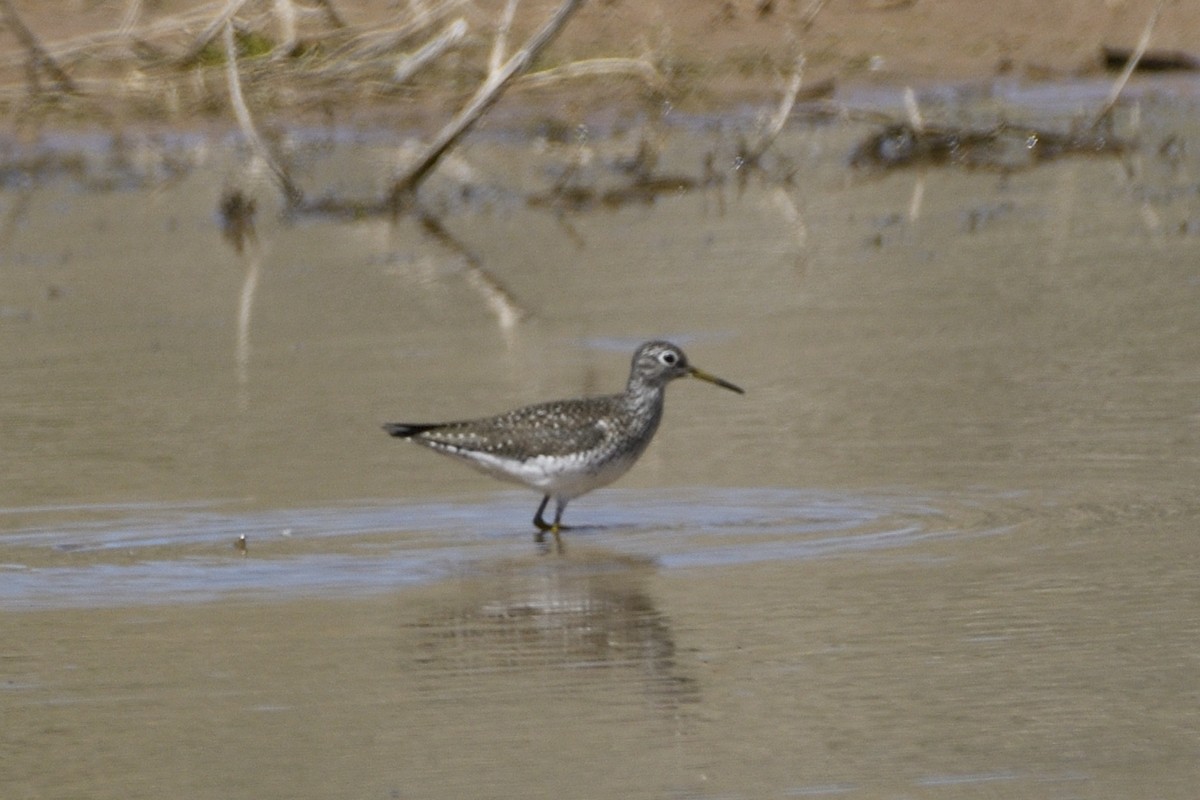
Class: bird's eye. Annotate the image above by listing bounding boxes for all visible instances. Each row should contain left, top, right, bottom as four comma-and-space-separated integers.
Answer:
660, 351, 678, 365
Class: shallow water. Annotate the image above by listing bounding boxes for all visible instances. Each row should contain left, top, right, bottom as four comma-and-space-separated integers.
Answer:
0, 488, 1013, 609
3, 86, 1200, 797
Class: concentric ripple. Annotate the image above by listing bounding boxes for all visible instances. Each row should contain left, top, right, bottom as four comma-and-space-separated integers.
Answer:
0, 488, 1016, 609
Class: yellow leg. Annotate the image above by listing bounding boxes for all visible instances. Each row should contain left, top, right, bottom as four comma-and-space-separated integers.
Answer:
533, 496, 568, 553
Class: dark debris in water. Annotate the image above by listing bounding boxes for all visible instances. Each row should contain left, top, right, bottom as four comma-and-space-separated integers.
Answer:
1102, 46, 1200, 72
527, 173, 703, 212
219, 189, 258, 254
849, 122, 1130, 172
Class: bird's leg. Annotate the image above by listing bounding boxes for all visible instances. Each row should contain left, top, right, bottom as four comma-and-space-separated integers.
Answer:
533, 495, 554, 533
533, 496, 570, 551
548, 500, 568, 554
552, 499, 567, 533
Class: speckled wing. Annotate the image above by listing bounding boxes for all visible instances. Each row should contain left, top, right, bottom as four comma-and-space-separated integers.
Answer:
393, 396, 622, 460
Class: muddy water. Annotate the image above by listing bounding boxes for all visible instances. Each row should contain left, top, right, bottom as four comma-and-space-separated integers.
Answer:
3, 90, 1200, 798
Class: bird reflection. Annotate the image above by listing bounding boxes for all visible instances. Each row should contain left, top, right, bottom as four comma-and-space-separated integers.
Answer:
405, 548, 698, 711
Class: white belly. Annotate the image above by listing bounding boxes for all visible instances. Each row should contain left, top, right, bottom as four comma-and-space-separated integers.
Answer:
456, 448, 640, 501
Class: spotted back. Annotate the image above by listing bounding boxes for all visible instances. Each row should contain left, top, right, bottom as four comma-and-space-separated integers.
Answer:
409, 396, 622, 460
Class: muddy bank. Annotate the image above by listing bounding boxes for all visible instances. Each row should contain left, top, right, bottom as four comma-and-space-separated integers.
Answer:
1, 0, 1196, 132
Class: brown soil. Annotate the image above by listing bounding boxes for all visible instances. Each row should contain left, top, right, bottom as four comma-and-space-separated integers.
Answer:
0, 0, 1194, 130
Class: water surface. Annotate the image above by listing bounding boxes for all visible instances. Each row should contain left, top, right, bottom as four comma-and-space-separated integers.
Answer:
2, 87, 1199, 797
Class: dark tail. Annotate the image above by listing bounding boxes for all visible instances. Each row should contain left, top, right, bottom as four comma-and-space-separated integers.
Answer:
382, 422, 443, 438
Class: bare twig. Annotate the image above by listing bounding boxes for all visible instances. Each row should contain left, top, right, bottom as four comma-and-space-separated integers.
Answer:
387, 0, 585, 208
393, 18, 467, 84
489, 0, 520, 75
273, 0, 298, 56
0, 4, 224, 70
1091, 0, 1165, 128
223, 21, 304, 206
0, 0, 79, 93
518, 57, 666, 91
324, 0, 463, 62
742, 56, 805, 164
902, 85, 924, 133
179, 0, 251, 65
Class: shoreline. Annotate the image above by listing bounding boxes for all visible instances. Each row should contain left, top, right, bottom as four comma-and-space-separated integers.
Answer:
1, 0, 1195, 136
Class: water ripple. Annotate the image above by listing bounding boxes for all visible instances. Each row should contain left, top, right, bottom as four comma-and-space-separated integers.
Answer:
0, 488, 1012, 610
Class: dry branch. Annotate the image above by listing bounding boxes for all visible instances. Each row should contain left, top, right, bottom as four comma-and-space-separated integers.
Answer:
223, 20, 304, 206
741, 56, 805, 164
273, 0, 298, 56
0, 0, 79, 93
392, 18, 467, 84
179, 0, 251, 65
324, 0, 463, 62
902, 86, 924, 133
387, 0, 585, 208
518, 57, 665, 91
489, 0, 520, 75
0, 5, 221, 71
1090, 0, 1165, 128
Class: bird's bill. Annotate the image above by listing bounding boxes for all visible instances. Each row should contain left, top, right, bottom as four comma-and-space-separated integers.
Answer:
688, 367, 745, 395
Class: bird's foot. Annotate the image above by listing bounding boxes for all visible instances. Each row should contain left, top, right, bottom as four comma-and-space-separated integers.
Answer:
534, 526, 565, 555
533, 509, 571, 535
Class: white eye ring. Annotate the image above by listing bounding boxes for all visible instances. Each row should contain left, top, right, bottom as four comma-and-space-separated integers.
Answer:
660, 351, 678, 365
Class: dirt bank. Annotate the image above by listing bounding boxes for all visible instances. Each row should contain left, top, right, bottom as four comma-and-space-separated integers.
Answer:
1, 0, 1194, 130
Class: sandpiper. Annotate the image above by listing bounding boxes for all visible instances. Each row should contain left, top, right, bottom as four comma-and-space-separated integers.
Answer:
383, 340, 743, 539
